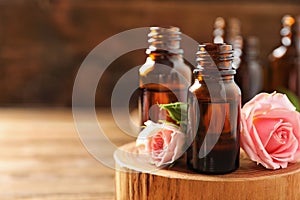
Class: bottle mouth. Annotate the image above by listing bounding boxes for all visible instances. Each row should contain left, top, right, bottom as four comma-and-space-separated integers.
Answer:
146, 26, 183, 54
196, 43, 234, 71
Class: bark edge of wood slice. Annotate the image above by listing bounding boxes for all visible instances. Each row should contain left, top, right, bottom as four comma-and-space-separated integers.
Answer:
114, 142, 300, 200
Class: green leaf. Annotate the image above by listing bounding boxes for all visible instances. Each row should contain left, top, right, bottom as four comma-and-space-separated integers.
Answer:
158, 102, 188, 129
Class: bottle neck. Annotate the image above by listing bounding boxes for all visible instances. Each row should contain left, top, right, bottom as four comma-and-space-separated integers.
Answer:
146, 27, 183, 55
195, 43, 235, 78
242, 36, 260, 61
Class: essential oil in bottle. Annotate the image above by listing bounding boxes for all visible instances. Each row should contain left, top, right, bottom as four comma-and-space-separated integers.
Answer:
139, 27, 192, 125
187, 43, 241, 174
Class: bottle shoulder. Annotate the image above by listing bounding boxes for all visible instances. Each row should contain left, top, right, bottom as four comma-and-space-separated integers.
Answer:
189, 78, 241, 96
139, 55, 192, 79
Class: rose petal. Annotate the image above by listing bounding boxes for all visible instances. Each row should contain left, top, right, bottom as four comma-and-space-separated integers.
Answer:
250, 124, 279, 169
252, 117, 282, 148
161, 129, 173, 146
268, 92, 296, 111
241, 92, 300, 169
240, 113, 259, 162
136, 120, 164, 148
253, 118, 297, 160
257, 109, 300, 162
242, 96, 268, 119
154, 132, 185, 167
242, 92, 296, 119
150, 132, 164, 152
136, 120, 186, 167
265, 123, 297, 158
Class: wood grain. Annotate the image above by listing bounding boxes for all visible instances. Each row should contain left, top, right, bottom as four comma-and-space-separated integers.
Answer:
0, 108, 134, 200
115, 142, 300, 200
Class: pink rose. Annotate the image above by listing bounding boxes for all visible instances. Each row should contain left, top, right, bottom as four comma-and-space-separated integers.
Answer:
136, 120, 185, 167
241, 92, 300, 169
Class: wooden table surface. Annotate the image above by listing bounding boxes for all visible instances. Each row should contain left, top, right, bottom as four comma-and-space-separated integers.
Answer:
0, 108, 134, 200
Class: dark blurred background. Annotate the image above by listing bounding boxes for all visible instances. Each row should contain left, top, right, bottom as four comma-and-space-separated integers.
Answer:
1, 0, 300, 107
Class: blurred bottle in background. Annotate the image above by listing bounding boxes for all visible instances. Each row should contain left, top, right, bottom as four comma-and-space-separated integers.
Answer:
213, 17, 226, 43
269, 15, 300, 109
213, 17, 243, 69
226, 18, 243, 70
236, 36, 263, 104
213, 17, 263, 104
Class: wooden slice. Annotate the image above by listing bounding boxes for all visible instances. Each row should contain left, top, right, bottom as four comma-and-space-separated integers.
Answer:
114, 142, 300, 200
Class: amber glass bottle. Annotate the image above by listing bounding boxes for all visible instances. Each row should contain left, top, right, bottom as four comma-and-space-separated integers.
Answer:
226, 18, 243, 70
269, 15, 300, 100
139, 27, 192, 125
187, 43, 241, 174
236, 36, 263, 104
213, 17, 226, 44
213, 17, 243, 69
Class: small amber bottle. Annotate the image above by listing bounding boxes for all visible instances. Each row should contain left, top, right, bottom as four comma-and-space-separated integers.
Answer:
269, 15, 300, 100
269, 15, 300, 98
213, 17, 243, 69
139, 27, 192, 125
226, 18, 243, 70
187, 43, 241, 174
236, 36, 263, 104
